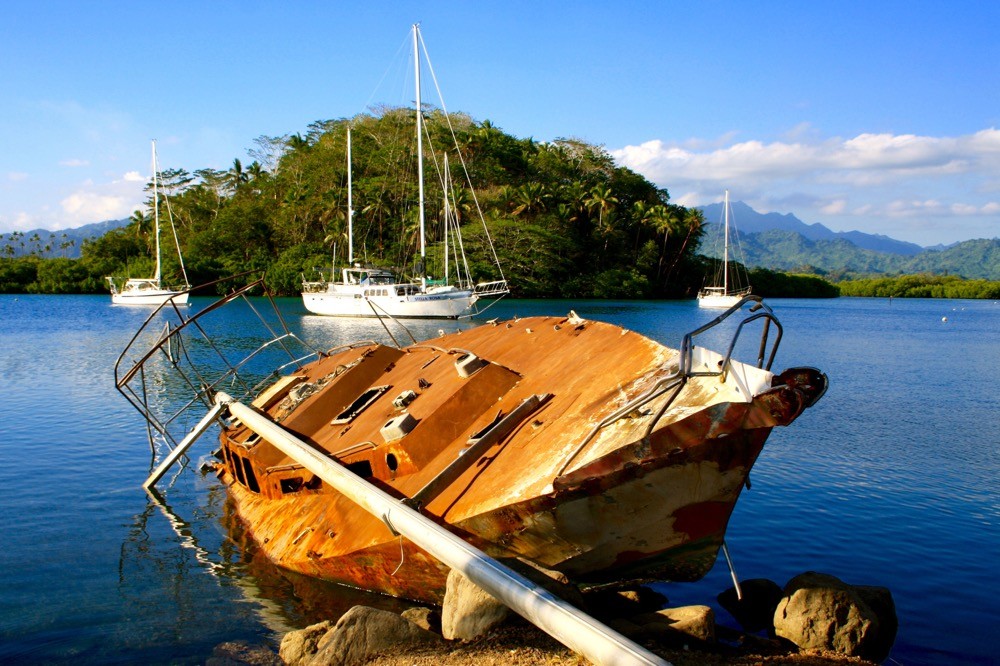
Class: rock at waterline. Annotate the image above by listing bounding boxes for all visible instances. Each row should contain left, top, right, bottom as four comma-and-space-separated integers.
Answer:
774, 571, 896, 662
286, 606, 442, 666
631, 604, 716, 644
279, 620, 332, 666
717, 577, 784, 633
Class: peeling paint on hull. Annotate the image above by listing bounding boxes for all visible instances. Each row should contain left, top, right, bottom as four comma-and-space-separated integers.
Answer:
209, 313, 826, 603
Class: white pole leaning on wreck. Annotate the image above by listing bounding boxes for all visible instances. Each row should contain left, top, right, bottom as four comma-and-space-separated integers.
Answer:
214, 391, 670, 666
143, 403, 225, 490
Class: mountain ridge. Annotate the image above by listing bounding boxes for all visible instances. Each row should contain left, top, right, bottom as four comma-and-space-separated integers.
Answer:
1, 219, 128, 259
696, 202, 1000, 281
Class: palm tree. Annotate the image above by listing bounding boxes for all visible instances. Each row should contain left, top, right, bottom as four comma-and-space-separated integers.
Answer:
586, 185, 618, 231
130, 209, 147, 238
512, 182, 550, 218
586, 185, 619, 255
227, 159, 249, 194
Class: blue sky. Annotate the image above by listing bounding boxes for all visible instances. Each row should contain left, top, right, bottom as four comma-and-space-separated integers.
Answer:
1, 1, 998, 246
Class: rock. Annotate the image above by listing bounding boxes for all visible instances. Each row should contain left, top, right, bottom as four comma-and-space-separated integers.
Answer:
279, 621, 333, 666
634, 604, 716, 644
400, 606, 441, 633
773, 572, 880, 658
441, 569, 511, 641
308, 605, 442, 666
854, 585, 898, 662
206, 640, 281, 666
717, 578, 784, 633
605, 617, 645, 639
583, 586, 669, 620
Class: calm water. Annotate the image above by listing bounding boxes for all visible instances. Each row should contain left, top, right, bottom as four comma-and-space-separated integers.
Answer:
0, 295, 996, 665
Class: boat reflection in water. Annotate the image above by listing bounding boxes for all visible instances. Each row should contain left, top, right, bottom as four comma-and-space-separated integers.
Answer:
125, 484, 414, 638
115, 276, 826, 611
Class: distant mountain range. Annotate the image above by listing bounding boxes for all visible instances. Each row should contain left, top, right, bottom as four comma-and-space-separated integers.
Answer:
0, 218, 128, 259
5, 208, 1000, 281
696, 201, 1000, 281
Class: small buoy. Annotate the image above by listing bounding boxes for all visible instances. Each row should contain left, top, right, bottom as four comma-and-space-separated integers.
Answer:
942, 316, 948, 322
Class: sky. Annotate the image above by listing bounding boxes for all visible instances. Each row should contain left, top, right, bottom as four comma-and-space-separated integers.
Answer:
1, 1, 998, 247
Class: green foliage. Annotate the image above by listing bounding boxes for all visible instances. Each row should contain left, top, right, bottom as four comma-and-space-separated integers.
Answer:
588, 269, 652, 299
0, 257, 39, 292
747, 268, 840, 298
0, 111, 861, 299
838, 274, 1000, 298
29, 258, 92, 294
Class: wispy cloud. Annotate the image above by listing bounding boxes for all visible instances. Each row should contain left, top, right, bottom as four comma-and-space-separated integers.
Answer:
612, 127, 1000, 243
59, 158, 90, 167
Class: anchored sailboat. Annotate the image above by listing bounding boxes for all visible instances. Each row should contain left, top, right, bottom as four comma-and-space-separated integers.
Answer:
107, 141, 190, 306
698, 190, 751, 308
301, 24, 508, 319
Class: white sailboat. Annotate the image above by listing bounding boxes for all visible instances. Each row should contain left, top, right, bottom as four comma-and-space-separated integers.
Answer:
108, 141, 190, 306
301, 24, 508, 319
697, 190, 751, 309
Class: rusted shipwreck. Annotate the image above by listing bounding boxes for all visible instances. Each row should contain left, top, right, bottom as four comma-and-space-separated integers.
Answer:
116, 280, 826, 605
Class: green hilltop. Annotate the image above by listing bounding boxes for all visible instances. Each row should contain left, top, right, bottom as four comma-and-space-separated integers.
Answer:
1, 112, 724, 298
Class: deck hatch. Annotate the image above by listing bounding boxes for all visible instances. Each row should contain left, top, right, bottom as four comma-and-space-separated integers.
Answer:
332, 385, 390, 424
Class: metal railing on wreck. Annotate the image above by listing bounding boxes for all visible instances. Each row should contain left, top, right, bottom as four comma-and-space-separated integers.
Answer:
556, 294, 783, 476
114, 273, 325, 467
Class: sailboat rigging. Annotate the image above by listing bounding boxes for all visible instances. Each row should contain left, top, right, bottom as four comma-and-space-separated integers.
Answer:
301, 24, 508, 319
697, 190, 751, 308
107, 141, 190, 306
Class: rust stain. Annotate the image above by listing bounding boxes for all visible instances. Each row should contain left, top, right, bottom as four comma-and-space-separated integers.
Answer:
203, 314, 827, 599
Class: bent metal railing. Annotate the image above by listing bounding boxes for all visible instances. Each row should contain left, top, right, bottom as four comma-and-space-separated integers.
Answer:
555, 294, 782, 476
114, 273, 323, 465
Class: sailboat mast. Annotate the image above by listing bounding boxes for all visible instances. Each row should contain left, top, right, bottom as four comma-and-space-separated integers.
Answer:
347, 126, 354, 265
413, 24, 427, 285
722, 189, 730, 293
151, 140, 161, 285
443, 153, 450, 285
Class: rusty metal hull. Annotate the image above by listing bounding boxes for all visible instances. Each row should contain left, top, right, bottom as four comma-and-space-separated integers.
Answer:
213, 313, 826, 603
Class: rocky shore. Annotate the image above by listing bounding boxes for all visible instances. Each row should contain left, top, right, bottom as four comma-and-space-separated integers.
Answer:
208, 570, 896, 666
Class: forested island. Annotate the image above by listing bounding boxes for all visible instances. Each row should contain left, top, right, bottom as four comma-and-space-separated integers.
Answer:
1, 111, 997, 300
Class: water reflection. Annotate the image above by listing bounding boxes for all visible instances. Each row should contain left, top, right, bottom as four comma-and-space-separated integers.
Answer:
122, 480, 416, 642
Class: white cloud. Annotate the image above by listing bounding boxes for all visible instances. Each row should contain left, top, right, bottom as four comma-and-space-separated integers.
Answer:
612, 127, 1000, 244
60, 192, 131, 221
123, 171, 146, 182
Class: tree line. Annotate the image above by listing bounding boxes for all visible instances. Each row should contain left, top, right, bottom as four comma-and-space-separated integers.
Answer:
837, 274, 1000, 298
3, 112, 722, 298
13, 110, 991, 301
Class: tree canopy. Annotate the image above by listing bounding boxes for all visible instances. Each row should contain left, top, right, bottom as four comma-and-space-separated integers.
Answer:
2, 112, 721, 298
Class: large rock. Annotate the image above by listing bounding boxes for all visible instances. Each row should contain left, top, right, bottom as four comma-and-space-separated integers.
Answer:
854, 585, 898, 662
441, 569, 511, 640
307, 605, 442, 666
717, 578, 784, 633
633, 604, 716, 644
279, 621, 333, 666
773, 572, 883, 658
